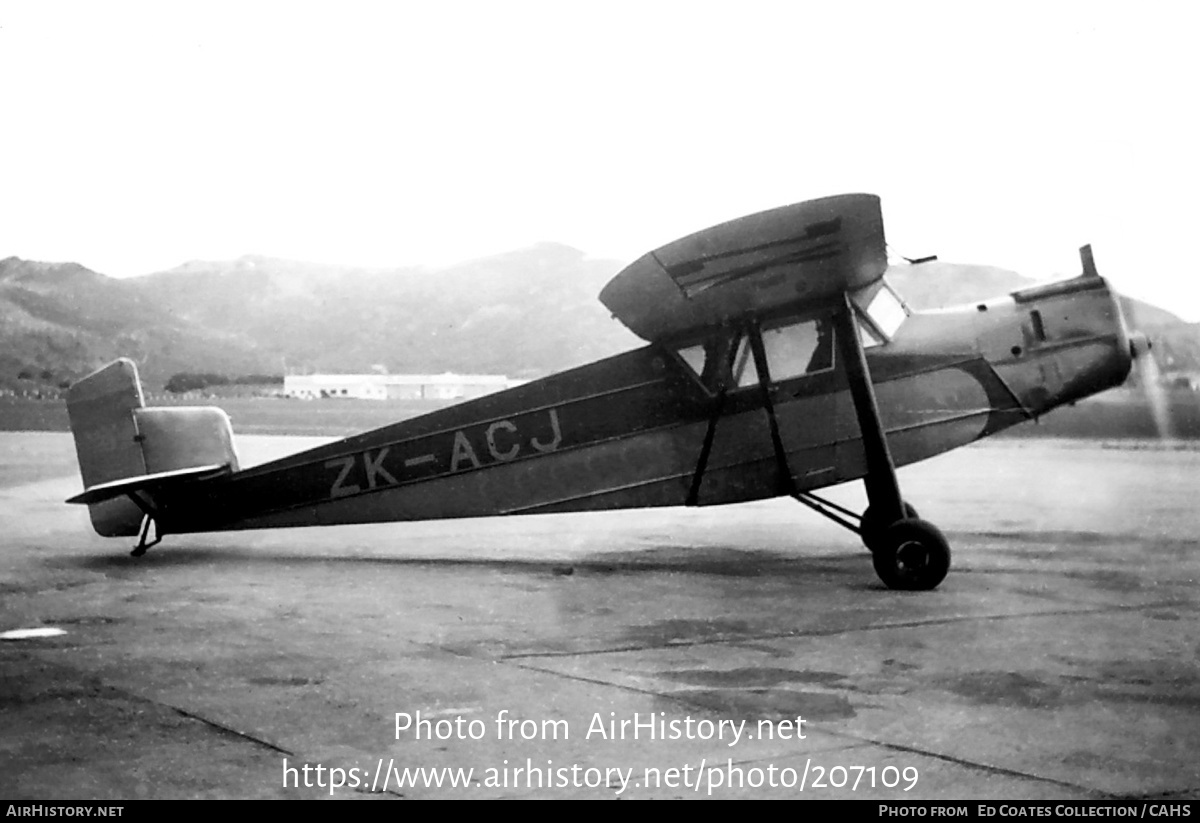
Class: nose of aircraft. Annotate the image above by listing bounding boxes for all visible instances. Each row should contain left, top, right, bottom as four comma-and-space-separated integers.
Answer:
1103, 274, 1154, 380
1083, 245, 1145, 378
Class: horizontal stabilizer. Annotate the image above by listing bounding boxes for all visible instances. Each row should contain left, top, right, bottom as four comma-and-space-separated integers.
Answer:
66, 464, 231, 506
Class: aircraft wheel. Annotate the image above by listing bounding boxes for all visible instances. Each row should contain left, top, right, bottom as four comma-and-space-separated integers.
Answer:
871, 518, 950, 591
861, 502, 919, 552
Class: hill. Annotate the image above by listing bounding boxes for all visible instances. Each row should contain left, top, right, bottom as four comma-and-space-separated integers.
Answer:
1, 251, 1195, 394
0, 257, 274, 392
0, 246, 640, 392
131, 244, 639, 380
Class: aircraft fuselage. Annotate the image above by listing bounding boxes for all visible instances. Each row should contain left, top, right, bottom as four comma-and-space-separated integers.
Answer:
156, 269, 1134, 535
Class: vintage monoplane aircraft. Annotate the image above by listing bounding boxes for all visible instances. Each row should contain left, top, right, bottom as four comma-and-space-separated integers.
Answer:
65, 193, 1148, 589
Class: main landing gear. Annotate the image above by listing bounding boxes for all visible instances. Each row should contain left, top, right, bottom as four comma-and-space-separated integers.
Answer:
729, 293, 951, 590
870, 517, 950, 591
792, 492, 950, 591
792, 295, 952, 591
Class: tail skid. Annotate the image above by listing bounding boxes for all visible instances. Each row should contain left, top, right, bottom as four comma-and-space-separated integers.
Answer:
66, 359, 239, 554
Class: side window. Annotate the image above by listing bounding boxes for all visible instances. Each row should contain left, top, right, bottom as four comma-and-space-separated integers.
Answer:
676, 344, 707, 376
759, 317, 834, 382
866, 287, 907, 338
672, 334, 738, 392
733, 334, 759, 388
673, 316, 834, 392
850, 282, 908, 346
859, 317, 884, 349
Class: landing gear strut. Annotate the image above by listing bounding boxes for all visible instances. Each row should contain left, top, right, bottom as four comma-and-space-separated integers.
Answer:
126, 490, 163, 557
860, 502, 919, 553
738, 294, 952, 590
131, 514, 162, 557
822, 294, 951, 590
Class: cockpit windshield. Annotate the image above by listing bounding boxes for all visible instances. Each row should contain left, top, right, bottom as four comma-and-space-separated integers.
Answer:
853, 281, 908, 342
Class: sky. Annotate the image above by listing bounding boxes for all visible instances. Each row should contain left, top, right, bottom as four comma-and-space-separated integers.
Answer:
2, 1, 1198, 318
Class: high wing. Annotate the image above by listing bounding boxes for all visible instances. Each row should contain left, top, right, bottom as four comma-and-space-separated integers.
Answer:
599, 193, 887, 342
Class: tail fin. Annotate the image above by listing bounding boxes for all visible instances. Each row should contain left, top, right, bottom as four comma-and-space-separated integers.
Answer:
67, 360, 149, 536
66, 359, 239, 537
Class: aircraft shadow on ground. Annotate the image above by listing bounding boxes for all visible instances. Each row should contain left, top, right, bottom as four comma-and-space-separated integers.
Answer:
61, 541, 870, 581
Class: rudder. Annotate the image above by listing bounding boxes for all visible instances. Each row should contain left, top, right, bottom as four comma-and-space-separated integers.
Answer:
67, 359, 148, 536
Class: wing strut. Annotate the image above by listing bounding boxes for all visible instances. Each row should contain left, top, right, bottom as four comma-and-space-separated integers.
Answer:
686, 391, 725, 506
747, 325, 799, 497
831, 294, 904, 524
686, 335, 742, 505
686, 323, 800, 505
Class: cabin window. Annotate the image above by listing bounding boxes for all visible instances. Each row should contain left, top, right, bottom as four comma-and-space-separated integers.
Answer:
858, 317, 885, 349
730, 318, 832, 389
672, 335, 737, 391
760, 317, 834, 381
674, 317, 833, 393
676, 343, 707, 377
854, 283, 907, 340
733, 334, 759, 388
864, 285, 907, 339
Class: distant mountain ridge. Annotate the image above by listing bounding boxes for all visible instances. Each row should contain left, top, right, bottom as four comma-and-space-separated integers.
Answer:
0, 246, 639, 391
0, 256, 280, 391
1, 250, 1195, 393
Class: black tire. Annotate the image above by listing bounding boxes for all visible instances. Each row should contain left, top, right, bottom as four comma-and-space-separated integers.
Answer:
860, 502, 919, 552
871, 518, 950, 591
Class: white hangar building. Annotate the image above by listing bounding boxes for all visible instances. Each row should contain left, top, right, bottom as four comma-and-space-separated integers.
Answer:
283, 373, 516, 401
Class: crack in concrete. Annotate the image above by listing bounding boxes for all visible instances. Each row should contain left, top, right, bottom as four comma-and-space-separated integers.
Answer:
500, 657, 1111, 798
475, 599, 1197, 798
497, 599, 1192, 660
165, 705, 294, 755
